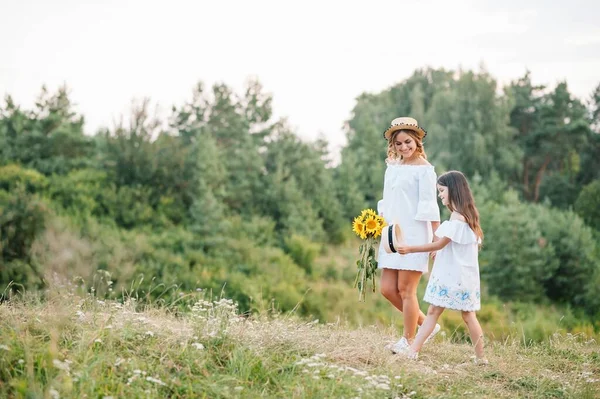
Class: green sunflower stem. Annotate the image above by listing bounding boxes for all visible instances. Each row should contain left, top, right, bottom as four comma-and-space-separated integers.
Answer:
354, 236, 378, 302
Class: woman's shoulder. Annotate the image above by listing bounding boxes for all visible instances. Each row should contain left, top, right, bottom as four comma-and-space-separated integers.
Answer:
412, 157, 431, 166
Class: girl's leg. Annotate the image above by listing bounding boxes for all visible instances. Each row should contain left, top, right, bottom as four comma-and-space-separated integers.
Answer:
397, 270, 426, 340
410, 305, 445, 353
381, 269, 427, 326
461, 311, 485, 359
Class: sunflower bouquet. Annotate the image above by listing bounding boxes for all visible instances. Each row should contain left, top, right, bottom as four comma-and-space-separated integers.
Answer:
352, 208, 386, 301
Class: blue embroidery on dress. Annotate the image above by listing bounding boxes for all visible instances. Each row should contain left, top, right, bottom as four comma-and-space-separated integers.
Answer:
424, 276, 480, 311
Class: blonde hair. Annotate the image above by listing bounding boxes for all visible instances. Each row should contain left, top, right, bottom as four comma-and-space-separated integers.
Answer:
387, 129, 427, 160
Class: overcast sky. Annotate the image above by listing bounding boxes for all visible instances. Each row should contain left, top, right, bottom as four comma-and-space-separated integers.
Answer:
1, 0, 599, 154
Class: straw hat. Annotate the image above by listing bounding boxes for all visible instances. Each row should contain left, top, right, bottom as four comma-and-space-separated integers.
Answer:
381, 224, 404, 254
383, 117, 427, 140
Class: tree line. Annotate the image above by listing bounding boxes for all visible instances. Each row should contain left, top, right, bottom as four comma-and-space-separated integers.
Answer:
1, 68, 599, 322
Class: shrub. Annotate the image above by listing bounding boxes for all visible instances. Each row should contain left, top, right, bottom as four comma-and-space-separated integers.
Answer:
0, 188, 48, 288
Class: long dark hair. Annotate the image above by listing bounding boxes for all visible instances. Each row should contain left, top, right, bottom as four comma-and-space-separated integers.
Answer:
437, 171, 483, 242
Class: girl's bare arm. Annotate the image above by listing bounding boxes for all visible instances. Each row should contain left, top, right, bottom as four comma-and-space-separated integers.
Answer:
397, 237, 451, 254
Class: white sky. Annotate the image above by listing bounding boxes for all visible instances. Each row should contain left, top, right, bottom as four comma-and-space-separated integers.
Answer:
1, 0, 599, 155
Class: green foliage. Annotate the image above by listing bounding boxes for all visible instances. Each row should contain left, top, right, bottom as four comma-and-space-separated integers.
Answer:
479, 190, 599, 315
0, 164, 48, 193
507, 75, 590, 202
0, 87, 93, 175
1, 71, 599, 330
575, 180, 600, 230
283, 234, 321, 275
531, 206, 598, 308
0, 188, 47, 288
47, 169, 111, 217
479, 191, 558, 302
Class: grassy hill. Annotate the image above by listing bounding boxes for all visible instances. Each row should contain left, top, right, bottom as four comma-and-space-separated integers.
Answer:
1, 291, 598, 398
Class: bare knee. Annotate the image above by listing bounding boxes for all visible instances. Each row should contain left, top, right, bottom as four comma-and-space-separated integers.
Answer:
427, 305, 445, 317
462, 311, 476, 324
397, 270, 422, 300
397, 283, 415, 300
381, 284, 398, 300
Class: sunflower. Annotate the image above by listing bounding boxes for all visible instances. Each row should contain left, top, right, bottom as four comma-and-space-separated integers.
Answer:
364, 216, 379, 235
373, 216, 386, 238
352, 217, 365, 238
360, 208, 377, 219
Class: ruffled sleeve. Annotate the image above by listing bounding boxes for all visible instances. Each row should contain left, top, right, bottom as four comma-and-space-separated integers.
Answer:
414, 167, 441, 222
377, 199, 385, 216
434, 220, 480, 244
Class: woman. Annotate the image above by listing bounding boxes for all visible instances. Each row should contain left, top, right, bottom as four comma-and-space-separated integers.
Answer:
377, 117, 441, 353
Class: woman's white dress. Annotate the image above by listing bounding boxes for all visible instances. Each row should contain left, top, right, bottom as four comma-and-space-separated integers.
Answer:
423, 220, 481, 311
377, 163, 440, 273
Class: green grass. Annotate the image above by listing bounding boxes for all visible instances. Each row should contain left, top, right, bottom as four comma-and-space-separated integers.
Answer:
1, 291, 599, 398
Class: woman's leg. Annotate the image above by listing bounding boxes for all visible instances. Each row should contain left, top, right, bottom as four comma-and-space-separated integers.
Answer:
411, 305, 445, 353
380, 268, 403, 311
381, 269, 427, 327
461, 311, 485, 359
397, 270, 426, 340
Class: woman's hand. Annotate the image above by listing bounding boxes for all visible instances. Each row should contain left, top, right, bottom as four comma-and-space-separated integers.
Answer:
397, 245, 412, 255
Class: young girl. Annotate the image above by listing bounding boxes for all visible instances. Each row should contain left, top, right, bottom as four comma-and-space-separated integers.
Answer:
397, 170, 487, 364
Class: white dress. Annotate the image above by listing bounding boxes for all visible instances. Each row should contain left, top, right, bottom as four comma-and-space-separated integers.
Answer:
423, 220, 481, 311
377, 163, 441, 273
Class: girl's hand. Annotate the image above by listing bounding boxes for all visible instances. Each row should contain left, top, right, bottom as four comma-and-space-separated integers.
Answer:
397, 246, 412, 254
430, 236, 439, 259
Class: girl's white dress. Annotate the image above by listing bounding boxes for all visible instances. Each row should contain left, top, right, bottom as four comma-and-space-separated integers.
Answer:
377, 163, 440, 273
423, 220, 481, 311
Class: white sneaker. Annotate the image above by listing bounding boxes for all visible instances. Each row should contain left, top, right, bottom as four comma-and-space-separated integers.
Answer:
473, 357, 489, 366
389, 337, 410, 354
420, 323, 441, 345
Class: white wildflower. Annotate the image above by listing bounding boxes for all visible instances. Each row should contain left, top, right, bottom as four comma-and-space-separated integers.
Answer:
234, 386, 243, 391
52, 359, 70, 373
191, 342, 204, 350
49, 388, 60, 399
145, 331, 154, 337
146, 376, 167, 386
18, 359, 24, 364
127, 375, 138, 385
0, 345, 10, 351
94, 339, 102, 344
